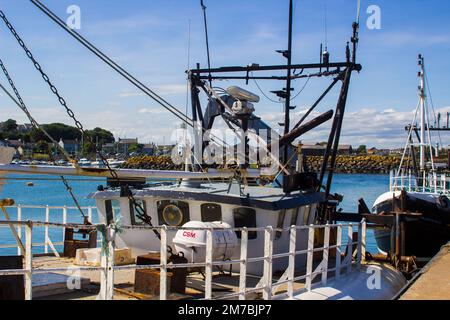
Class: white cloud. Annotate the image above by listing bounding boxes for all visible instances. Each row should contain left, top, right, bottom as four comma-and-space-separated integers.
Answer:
370, 32, 450, 47
137, 107, 166, 114
118, 84, 186, 99
258, 106, 450, 148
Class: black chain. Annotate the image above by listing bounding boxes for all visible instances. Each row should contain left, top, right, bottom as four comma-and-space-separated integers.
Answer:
0, 10, 160, 239
0, 57, 88, 219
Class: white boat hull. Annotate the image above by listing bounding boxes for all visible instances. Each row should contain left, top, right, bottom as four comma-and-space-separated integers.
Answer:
282, 262, 406, 300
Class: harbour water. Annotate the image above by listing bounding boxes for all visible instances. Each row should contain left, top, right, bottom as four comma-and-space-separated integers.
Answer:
0, 174, 388, 255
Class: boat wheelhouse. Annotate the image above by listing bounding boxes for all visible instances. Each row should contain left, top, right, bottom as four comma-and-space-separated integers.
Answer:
372, 55, 450, 257
91, 181, 323, 275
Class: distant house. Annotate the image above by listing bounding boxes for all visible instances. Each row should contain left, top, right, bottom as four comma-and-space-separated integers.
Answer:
5, 139, 23, 148
156, 145, 175, 156
368, 148, 390, 156
59, 138, 80, 155
142, 143, 155, 155
390, 148, 404, 155
337, 145, 353, 155
301, 143, 353, 156
17, 123, 33, 133
102, 142, 117, 155
300, 144, 327, 157
118, 138, 138, 155
5, 139, 24, 156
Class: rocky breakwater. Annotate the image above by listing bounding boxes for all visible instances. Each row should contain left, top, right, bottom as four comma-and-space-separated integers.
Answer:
122, 155, 402, 174
121, 156, 182, 170
305, 155, 402, 174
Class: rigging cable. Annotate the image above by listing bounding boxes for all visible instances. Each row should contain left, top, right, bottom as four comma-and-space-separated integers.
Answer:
0, 60, 87, 219
251, 74, 283, 104
424, 67, 443, 149
200, 0, 212, 86
22, 2, 191, 127
290, 76, 311, 101
324, 1, 328, 49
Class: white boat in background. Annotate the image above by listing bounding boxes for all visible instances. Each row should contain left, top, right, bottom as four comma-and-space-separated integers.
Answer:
372, 55, 450, 258
91, 159, 125, 168
78, 158, 91, 167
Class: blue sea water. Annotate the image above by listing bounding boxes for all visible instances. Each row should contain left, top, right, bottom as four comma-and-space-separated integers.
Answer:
0, 173, 390, 255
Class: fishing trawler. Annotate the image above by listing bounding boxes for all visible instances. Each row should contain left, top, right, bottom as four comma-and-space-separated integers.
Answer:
0, 0, 407, 300
372, 55, 450, 258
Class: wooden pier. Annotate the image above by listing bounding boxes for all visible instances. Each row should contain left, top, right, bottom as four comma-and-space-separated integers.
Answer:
399, 242, 450, 300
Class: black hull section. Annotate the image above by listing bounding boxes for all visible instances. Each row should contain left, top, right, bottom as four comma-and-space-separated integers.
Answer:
373, 194, 450, 257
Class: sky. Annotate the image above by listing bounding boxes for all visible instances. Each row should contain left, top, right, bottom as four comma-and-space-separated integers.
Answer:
0, 0, 449, 148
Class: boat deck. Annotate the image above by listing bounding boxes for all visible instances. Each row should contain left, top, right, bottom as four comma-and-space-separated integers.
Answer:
400, 242, 450, 300
31, 255, 308, 300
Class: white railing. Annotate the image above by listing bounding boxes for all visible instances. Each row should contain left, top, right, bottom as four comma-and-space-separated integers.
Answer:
0, 205, 98, 255
0, 218, 367, 300
390, 170, 449, 194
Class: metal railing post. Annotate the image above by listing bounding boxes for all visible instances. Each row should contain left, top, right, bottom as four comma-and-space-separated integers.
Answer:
356, 219, 366, 268
44, 206, 50, 254
106, 226, 115, 300
238, 227, 248, 300
205, 228, 213, 300
335, 225, 342, 280
287, 225, 296, 299
62, 205, 67, 240
24, 221, 33, 300
321, 224, 330, 285
357, 220, 366, 269
98, 224, 115, 300
389, 170, 393, 191
17, 205, 22, 255
262, 226, 274, 300
88, 206, 93, 223
305, 225, 314, 291
160, 226, 168, 300
346, 224, 353, 274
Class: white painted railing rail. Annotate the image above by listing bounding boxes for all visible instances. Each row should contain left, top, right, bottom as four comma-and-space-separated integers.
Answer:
390, 169, 450, 194
0, 218, 367, 300
0, 205, 97, 255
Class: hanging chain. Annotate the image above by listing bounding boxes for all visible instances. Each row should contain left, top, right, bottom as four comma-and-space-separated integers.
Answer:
0, 10, 160, 238
46, 146, 87, 219
0, 58, 88, 219
0, 59, 74, 162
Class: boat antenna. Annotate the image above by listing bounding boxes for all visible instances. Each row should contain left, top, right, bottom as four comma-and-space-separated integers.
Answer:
324, 1, 328, 50
418, 54, 426, 171
351, 0, 361, 64
281, 0, 294, 166
200, 0, 212, 86
356, 0, 361, 25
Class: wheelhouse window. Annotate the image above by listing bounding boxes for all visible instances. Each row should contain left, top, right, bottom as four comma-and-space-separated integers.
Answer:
105, 199, 121, 225
201, 203, 222, 222
157, 200, 190, 227
129, 200, 147, 226
290, 207, 300, 226
233, 207, 257, 240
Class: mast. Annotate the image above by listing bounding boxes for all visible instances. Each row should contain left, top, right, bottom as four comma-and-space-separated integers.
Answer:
283, 0, 294, 165
418, 54, 426, 171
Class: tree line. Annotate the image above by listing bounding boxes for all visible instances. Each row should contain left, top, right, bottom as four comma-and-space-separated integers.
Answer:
0, 119, 115, 155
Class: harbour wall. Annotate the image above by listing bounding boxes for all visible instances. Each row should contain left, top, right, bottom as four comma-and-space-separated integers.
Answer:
305, 155, 402, 174
122, 155, 405, 174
